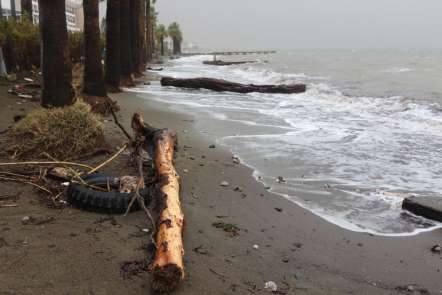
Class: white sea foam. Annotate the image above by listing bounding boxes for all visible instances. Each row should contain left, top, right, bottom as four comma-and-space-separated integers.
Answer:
131, 54, 442, 236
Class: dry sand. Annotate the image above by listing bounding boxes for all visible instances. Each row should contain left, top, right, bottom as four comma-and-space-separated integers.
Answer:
0, 80, 441, 295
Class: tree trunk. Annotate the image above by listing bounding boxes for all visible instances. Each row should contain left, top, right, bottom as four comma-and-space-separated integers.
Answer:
0, 0, 4, 19
129, 0, 143, 76
131, 113, 185, 293
105, 0, 121, 90
0, 47, 7, 76
160, 37, 164, 56
21, 0, 32, 21
150, 13, 155, 58
145, 0, 151, 62
172, 38, 179, 55
120, 0, 134, 86
39, 0, 74, 108
140, 0, 146, 67
10, 0, 16, 20
83, 0, 107, 97
161, 77, 307, 94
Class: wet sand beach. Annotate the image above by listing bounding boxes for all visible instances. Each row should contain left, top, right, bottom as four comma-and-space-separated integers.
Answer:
0, 83, 441, 294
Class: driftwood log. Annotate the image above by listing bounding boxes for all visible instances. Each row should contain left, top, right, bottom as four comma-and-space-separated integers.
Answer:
131, 113, 184, 293
203, 60, 257, 66
161, 76, 307, 94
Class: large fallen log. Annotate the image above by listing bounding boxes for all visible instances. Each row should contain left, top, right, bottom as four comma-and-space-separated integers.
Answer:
402, 196, 442, 222
131, 113, 185, 293
161, 76, 306, 94
203, 60, 257, 66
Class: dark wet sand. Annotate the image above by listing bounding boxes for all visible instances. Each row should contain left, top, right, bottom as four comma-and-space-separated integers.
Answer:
0, 81, 441, 295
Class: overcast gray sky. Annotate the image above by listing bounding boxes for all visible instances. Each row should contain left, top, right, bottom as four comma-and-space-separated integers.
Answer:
156, 0, 442, 51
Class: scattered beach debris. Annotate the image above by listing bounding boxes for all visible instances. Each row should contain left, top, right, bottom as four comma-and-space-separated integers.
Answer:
233, 186, 242, 192
209, 144, 216, 149
212, 221, 240, 237
147, 67, 164, 71
431, 245, 441, 253
275, 207, 283, 212
21, 215, 55, 225
395, 284, 430, 295
264, 281, 278, 292
232, 156, 240, 164
220, 181, 230, 187
6, 100, 105, 160
193, 244, 210, 255
183, 169, 189, 173
161, 76, 307, 94
253, 244, 260, 250
120, 259, 149, 280
276, 176, 286, 183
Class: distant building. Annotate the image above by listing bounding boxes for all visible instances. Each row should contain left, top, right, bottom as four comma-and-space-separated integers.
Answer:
31, 0, 84, 32
1, 0, 21, 19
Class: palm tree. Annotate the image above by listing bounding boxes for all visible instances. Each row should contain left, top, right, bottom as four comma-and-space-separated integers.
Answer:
168, 22, 183, 55
21, 0, 32, 21
105, 0, 120, 90
83, 0, 107, 97
0, 0, 4, 19
155, 24, 167, 56
39, 0, 74, 107
120, 0, 133, 85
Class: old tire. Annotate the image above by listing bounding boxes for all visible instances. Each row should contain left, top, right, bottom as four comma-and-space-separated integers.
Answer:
67, 173, 150, 214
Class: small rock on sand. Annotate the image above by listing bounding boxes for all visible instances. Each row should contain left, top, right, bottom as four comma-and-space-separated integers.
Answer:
232, 157, 240, 164
264, 281, 278, 292
431, 245, 441, 253
209, 144, 216, 149
220, 181, 229, 187
183, 169, 189, 173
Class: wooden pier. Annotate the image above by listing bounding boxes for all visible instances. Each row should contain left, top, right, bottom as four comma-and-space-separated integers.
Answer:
181, 50, 277, 60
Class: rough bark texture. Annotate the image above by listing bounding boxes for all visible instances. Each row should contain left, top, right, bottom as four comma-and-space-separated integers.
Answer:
203, 60, 257, 66
140, 0, 146, 66
119, 0, 134, 86
39, 0, 74, 107
105, 0, 121, 90
161, 77, 307, 94
131, 113, 185, 293
21, 0, 32, 20
145, 0, 152, 62
129, 0, 144, 76
83, 0, 107, 97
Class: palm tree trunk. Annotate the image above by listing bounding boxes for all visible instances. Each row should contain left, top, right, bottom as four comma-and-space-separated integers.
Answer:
0, 0, 4, 19
83, 0, 107, 97
10, 0, 16, 20
140, 0, 146, 66
145, 0, 152, 61
105, 0, 121, 90
39, 0, 74, 107
21, 0, 32, 21
160, 37, 164, 56
130, 0, 142, 76
120, 0, 134, 85
0, 47, 8, 76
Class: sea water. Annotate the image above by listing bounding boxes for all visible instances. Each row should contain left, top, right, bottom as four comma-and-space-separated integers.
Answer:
133, 49, 442, 236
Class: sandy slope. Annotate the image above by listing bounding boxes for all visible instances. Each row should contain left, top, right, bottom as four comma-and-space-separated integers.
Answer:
0, 82, 441, 294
